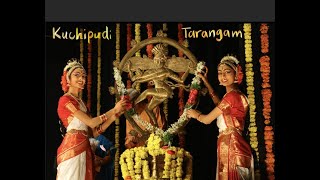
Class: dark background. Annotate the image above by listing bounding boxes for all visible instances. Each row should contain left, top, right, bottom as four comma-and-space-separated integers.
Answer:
45, 22, 275, 180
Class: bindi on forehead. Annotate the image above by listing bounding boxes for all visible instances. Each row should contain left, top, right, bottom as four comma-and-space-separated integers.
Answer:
218, 64, 232, 71
72, 70, 87, 77
72, 68, 86, 73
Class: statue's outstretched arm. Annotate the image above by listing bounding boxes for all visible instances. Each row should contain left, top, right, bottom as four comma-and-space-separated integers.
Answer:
168, 63, 191, 83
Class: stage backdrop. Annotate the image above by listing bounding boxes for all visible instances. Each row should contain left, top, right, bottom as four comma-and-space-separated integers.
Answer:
45, 22, 275, 180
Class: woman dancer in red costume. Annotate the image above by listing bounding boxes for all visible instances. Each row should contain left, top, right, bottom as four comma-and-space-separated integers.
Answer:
56, 58, 127, 180
187, 55, 254, 180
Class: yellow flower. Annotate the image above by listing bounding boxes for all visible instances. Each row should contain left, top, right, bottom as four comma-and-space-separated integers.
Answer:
249, 126, 257, 132
250, 136, 258, 141
249, 132, 257, 137
120, 133, 193, 179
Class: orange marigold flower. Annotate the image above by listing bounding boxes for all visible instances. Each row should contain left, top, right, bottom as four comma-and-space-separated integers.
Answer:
266, 166, 275, 173
265, 157, 275, 163
264, 119, 271, 125
127, 24, 132, 52
261, 89, 272, 94
266, 152, 275, 158
264, 131, 274, 136
265, 107, 272, 111
261, 34, 269, 41
262, 82, 271, 88
266, 147, 273, 152
265, 139, 274, 145
263, 101, 270, 106
260, 23, 269, 34
262, 83, 271, 89
261, 66, 270, 72
262, 48, 269, 54
263, 114, 271, 120
178, 89, 184, 97
263, 93, 272, 100
263, 109, 272, 114
264, 135, 274, 141
261, 74, 270, 81
259, 55, 270, 62
265, 126, 273, 131
268, 175, 275, 180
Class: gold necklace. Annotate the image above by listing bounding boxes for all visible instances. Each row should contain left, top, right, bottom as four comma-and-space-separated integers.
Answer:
66, 92, 87, 111
67, 92, 79, 99
66, 93, 84, 104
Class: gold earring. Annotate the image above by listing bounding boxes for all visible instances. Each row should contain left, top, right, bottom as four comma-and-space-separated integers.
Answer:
234, 77, 238, 83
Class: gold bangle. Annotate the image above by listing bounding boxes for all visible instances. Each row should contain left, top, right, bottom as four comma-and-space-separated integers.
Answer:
103, 114, 108, 122
209, 92, 215, 98
99, 116, 103, 124
99, 113, 107, 124
97, 124, 103, 134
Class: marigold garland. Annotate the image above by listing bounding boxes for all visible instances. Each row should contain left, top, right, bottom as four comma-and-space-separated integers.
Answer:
146, 23, 153, 59
134, 23, 141, 92
243, 23, 259, 160
178, 23, 186, 148
97, 36, 102, 115
114, 23, 121, 180
134, 23, 141, 57
161, 23, 169, 122
126, 24, 132, 89
119, 133, 193, 180
146, 23, 154, 102
127, 24, 132, 52
79, 28, 84, 99
86, 39, 92, 110
178, 23, 185, 58
259, 23, 275, 180
79, 28, 84, 65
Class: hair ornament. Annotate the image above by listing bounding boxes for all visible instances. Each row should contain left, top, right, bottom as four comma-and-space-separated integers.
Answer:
218, 55, 243, 84
61, 58, 85, 92
63, 58, 85, 73
220, 55, 239, 65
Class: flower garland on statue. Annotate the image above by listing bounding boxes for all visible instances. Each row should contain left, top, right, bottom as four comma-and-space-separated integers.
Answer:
113, 61, 205, 144
116, 61, 202, 180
